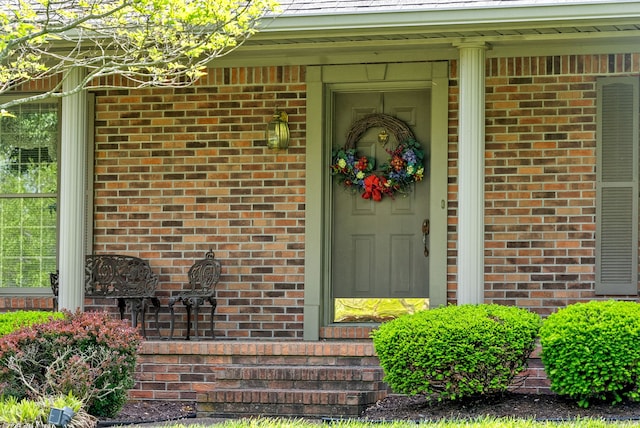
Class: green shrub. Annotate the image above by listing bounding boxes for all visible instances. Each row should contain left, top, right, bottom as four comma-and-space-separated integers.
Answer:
0, 310, 143, 418
0, 310, 63, 336
371, 304, 541, 401
540, 300, 640, 407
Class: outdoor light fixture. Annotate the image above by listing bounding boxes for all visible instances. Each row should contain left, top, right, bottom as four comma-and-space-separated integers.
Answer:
266, 111, 290, 150
48, 406, 75, 427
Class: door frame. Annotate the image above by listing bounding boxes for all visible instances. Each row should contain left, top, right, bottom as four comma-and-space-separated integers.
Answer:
304, 62, 449, 340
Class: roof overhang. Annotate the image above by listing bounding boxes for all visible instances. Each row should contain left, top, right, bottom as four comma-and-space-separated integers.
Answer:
212, 1, 640, 66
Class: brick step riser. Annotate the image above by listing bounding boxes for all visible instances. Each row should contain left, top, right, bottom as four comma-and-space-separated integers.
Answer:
198, 390, 386, 418
214, 379, 388, 392
212, 364, 387, 392
216, 366, 385, 382
229, 356, 382, 367
199, 402, 365, 418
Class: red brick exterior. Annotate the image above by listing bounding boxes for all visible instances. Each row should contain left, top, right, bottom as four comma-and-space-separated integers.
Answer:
90, 66, 307, 339
4, 54, 640, 327
448, 53, 640, 313
0, 297, 54, 311
2, 55, 640, 395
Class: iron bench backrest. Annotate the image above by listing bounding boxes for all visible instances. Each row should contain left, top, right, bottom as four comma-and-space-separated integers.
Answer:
50, 254, 160, 337
86, 254, 158, 298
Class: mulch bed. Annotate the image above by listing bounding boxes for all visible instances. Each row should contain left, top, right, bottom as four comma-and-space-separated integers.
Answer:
98, 393, 640, 425
97, 401, 197, 426
360, 393, 640, 422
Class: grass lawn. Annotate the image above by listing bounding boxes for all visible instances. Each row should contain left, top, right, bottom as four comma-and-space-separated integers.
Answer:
156, 417, 640, 427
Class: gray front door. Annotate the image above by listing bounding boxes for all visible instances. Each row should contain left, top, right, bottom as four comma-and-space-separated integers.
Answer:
331, 90, 431, 301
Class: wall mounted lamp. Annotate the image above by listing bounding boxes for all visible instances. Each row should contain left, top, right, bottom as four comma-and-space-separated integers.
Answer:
266, 111, 290, 150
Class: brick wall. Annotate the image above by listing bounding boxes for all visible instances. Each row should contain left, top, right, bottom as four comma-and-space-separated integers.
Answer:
91, 66, 307, 339
6, 53, 640, 331
0, 297, 54, 311
449, 53, 640, 315
7, 54, 640, 398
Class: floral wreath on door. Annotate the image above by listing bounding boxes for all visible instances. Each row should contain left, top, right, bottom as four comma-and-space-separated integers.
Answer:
330, 113, 425, 201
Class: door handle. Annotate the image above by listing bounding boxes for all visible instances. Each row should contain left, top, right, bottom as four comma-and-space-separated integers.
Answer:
422, 219, 429, 257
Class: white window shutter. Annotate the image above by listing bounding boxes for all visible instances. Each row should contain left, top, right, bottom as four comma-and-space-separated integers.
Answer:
596, 77, 639, 295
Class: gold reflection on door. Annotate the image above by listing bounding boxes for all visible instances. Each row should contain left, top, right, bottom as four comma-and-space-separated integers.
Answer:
334, 298, 430, 323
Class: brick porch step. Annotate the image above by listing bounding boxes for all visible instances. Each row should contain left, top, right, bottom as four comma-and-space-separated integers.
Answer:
134, 340, 391, 419
215, 365, 386, 391
199, 388, 385, 418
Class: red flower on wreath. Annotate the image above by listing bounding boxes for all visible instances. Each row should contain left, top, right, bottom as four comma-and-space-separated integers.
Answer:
355, 157, 369, 171
362, 175, 388, 201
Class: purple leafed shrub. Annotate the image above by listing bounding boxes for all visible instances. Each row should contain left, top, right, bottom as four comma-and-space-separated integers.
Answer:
0, 310, 143, 418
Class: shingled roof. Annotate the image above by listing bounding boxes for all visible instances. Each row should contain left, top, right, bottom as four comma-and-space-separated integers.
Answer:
275, 0, 623, 15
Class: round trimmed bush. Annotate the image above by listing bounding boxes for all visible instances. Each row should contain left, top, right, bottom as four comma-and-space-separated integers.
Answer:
371, 304, 541, 400
540, 300, 640, 407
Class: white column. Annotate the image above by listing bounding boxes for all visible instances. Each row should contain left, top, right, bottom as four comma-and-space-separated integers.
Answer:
58, 68, 87, 311
457, 43, 487, 304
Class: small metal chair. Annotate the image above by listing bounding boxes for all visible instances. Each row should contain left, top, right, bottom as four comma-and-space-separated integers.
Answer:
169, 249, 221, 340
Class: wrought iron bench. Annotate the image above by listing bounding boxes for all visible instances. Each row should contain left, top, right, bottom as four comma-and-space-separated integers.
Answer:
169, 249, 221, 340
50, 254, 161, 337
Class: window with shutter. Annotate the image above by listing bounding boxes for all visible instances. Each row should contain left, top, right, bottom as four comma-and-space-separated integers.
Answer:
595, 77, 639, 295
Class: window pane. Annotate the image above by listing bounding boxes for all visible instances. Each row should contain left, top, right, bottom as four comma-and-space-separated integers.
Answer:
0, 103, 58, 195
0, 197, 57, 287
0, 101, 58, 288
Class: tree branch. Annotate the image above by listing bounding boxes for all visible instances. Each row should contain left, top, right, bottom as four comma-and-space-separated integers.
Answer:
0, 0, 280, 110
